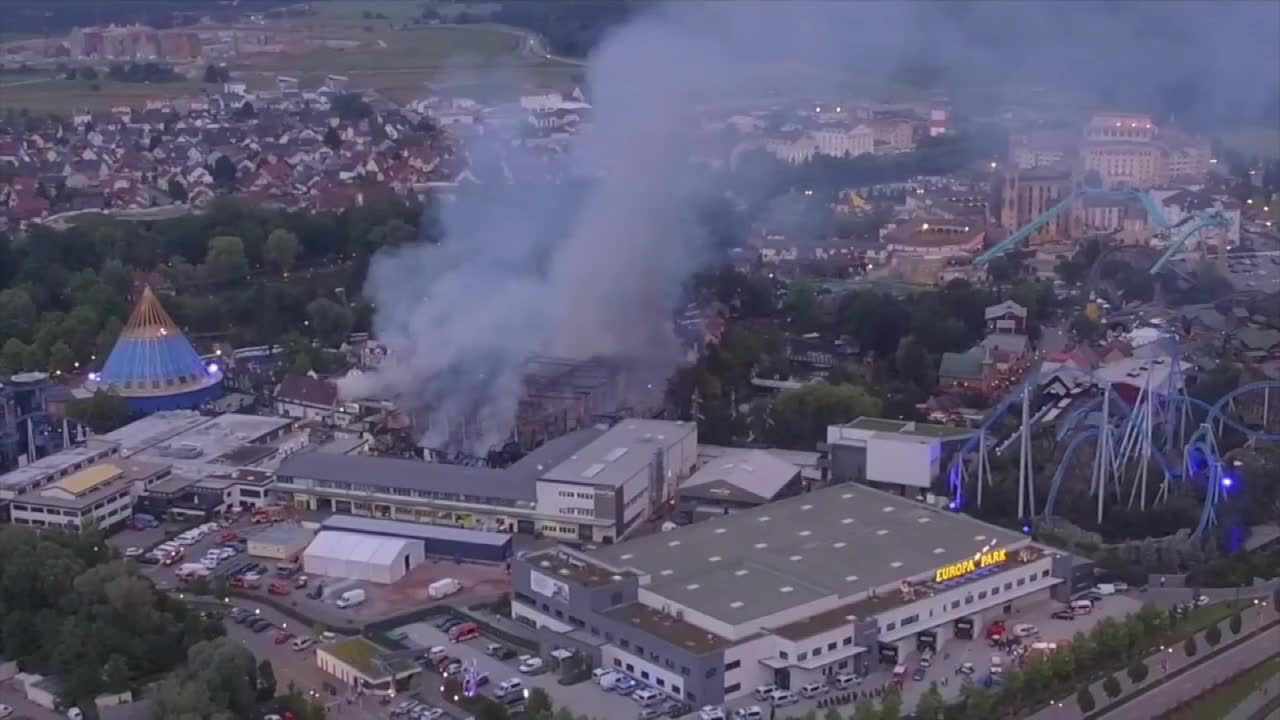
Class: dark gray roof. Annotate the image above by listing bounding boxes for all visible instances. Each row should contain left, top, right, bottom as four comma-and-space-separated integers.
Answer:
275, 451, 532, 502
320, 514, 512, 547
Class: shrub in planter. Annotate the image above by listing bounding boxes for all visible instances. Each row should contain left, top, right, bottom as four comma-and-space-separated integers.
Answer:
1184, 636, 1197, 657
1077, 686, 1096, 713
1206, 624, 1222, 647
1229, 613, 1242, 635
1126, 661, 1148, 683
1103, 673, 1122, 699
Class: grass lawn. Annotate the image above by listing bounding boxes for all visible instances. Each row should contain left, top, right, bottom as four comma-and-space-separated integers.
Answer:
0, 77, 205, 114
1166, 655, 1280, 720
1179, 602, 1241, 637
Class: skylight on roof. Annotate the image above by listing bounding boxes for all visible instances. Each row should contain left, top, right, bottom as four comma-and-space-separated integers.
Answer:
798, 530, 812, 537
714, 528, 727, 534
582, 463, 606, 478
876, 529, 889, 536
758, 516, 771, 522
780, 586, 794, 593
708, 556, 722, 562
754, 543, 768, 549
882, 506, 896, 512
842, 518, 854, 524
790, 555, 803, 561
604, 447, 629, 462
933, 548, 946, 554
668, 540, 681, 547
621, 553, 634, 560
833, 542, 847, 549
734, 569, 749, 576
975, 535, 987, 541
917, 517, 931, 523
841, 493, 853, 499
845, 575, 859, 582
660, 569, 674, 576
730, 601, 745, 608
686, 583, 700, 590
801, 504, 814, 510
890, 561, 903, 568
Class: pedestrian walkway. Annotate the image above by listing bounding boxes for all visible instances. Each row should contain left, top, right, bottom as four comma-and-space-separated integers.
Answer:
1025, 604, 1279, 720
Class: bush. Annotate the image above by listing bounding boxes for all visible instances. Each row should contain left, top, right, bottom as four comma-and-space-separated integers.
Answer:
1102, 673, 1122, 699
1184, 636, 1197, 657
1229, 613, 1243, 635
1126, 661, 1148, 684
1077, 686, 1096, 713
1205, 624, 1222, 646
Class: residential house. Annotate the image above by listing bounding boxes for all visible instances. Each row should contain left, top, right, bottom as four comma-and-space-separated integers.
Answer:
274, 374, 359, 427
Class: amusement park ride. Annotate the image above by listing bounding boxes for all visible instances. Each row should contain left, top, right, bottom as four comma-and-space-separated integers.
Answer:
947, 340, 1280, 538
974, 187, 1232, 274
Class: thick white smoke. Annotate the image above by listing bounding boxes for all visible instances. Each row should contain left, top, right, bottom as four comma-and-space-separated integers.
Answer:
341, 1, 1277, 453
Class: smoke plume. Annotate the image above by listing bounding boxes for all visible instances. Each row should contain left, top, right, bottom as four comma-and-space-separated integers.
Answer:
341, 1, 1277, 453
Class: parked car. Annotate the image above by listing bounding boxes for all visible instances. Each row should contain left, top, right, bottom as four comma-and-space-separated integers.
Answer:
663, 701, 693, 718
731, 707, 762, 720
698, 707, 726, 720
307, 583, 325, 600
1194, 595, 1210, 607
294, 575, 309, 588
912, 667, 927, 682
1012, 623, 1039, 638
613, 676, 639, 695
434, 616, 462, 630
799, 682, 826, 698
1052, 609, 1076, 620
486, 643, 507, 657
493, 646, 517, 660
766, 689, 797, 707
753, 685, 778, 702
123, 547, 143, 558
274, 631, 295, 645
956, 662, 976, 676
518, 657, 544, 674
291, 637, 316, 651
136, 555, 159, 565
493, 678, 523, 698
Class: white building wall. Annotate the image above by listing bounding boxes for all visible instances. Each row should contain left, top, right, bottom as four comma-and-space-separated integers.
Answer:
602, 644, 687, 700
316, 651, 362, 686
536, 480, 598, 522
866, 437, 937, 489
637, 587, 737, 640
722, 634, 776, 702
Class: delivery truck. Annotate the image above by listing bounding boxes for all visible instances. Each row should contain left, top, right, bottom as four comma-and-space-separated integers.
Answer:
428, 578, 462, 599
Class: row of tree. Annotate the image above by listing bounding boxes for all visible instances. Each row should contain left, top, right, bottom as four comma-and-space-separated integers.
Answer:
0, 527, 225, 712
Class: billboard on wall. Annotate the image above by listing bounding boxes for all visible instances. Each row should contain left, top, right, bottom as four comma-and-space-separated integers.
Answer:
530, 571, 571, 603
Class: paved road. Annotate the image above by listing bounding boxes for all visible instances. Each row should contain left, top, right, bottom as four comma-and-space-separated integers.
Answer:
1025, 604, 1279, 720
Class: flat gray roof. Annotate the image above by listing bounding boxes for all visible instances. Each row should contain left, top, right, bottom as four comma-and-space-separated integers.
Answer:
680, 449, 798, 502
275, 450, 533, 502
251, 524, 314, 546
0, 443, 119, 492
540, 419, 694, 488
320, 514, 512, 547
588, 483, 1027, 627
97, 411, 296, 478
14, 458, 168, 510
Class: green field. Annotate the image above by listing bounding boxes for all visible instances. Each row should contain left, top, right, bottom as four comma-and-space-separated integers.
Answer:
1167, 655, 1280, 720
1, 0, 584, 113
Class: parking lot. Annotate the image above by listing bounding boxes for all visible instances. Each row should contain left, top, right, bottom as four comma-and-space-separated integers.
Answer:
712, 591, 1143, 718
396, 621, 641, 720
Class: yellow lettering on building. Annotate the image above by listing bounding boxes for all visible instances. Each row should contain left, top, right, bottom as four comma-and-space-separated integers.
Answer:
933, 548, 1008, 584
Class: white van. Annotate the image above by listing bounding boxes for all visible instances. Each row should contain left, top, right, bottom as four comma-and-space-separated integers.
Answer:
495, 678, 523, 698
753, 684, 778, 701
1070, 599, 1094, 615
732, 706, 763, 720
632, 688, 661, 706
799, 682, 826, 698
597, 672, 621, 691
767, 689, 798, 707
1094, 583, 1116, 596
833, 673, 861, 690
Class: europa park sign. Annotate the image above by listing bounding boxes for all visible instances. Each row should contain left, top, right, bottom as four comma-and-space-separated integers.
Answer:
934, 548, 1008, 583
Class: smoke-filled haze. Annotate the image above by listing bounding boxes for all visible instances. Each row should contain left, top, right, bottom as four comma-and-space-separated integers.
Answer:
341, 0, 1278, 452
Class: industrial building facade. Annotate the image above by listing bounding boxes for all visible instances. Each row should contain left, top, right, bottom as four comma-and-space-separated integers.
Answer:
273, 419, 698, 543
510, 483, 1072, 708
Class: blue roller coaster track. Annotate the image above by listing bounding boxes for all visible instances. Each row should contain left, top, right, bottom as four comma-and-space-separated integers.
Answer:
975, 187, 1230, 274
948, 347, 1280, 538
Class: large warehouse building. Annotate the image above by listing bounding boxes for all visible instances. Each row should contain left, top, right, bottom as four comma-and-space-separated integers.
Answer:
319, 515, 513, 564
510, 483, 1074, 708
825, 417, 973, 494
303, 530, 425, 584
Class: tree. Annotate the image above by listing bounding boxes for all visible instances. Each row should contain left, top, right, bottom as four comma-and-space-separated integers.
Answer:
48, 340, 74, 372
265, 229, 300, 274
1102, 673, 1122, 699
1205, 623, 1222, 647
68, 390, 132, 433
323, 126, 342, 152
1229, 612, 1242, 635
256, 659, 276, 701
1126, 660, 1148, 684
850, 697, 877, 720
782, 282, 820, 331
1070, 312, 1104, 342
879, 687, 902, 720
0, 338, 30, 374
203, 64, 229, 83
1077, 686, 1096, 713
0, 287, 38, 342
767, 382, 882, 449
1184, 635, 1197, 657
205, 235, 249, 283
894, 335, 931, 386
822, 709, 843, 720
526, 688, 553, 717
916, 683, 946, 719
306, 298, 354, 347
102, 654, 130, 693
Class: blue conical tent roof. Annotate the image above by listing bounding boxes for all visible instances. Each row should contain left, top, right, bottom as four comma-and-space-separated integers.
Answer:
92, 286, 221, 406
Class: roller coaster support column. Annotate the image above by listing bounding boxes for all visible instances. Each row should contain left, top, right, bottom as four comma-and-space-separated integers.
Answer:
1017, 382, 1035, 521
1093, 383, 1112, 525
